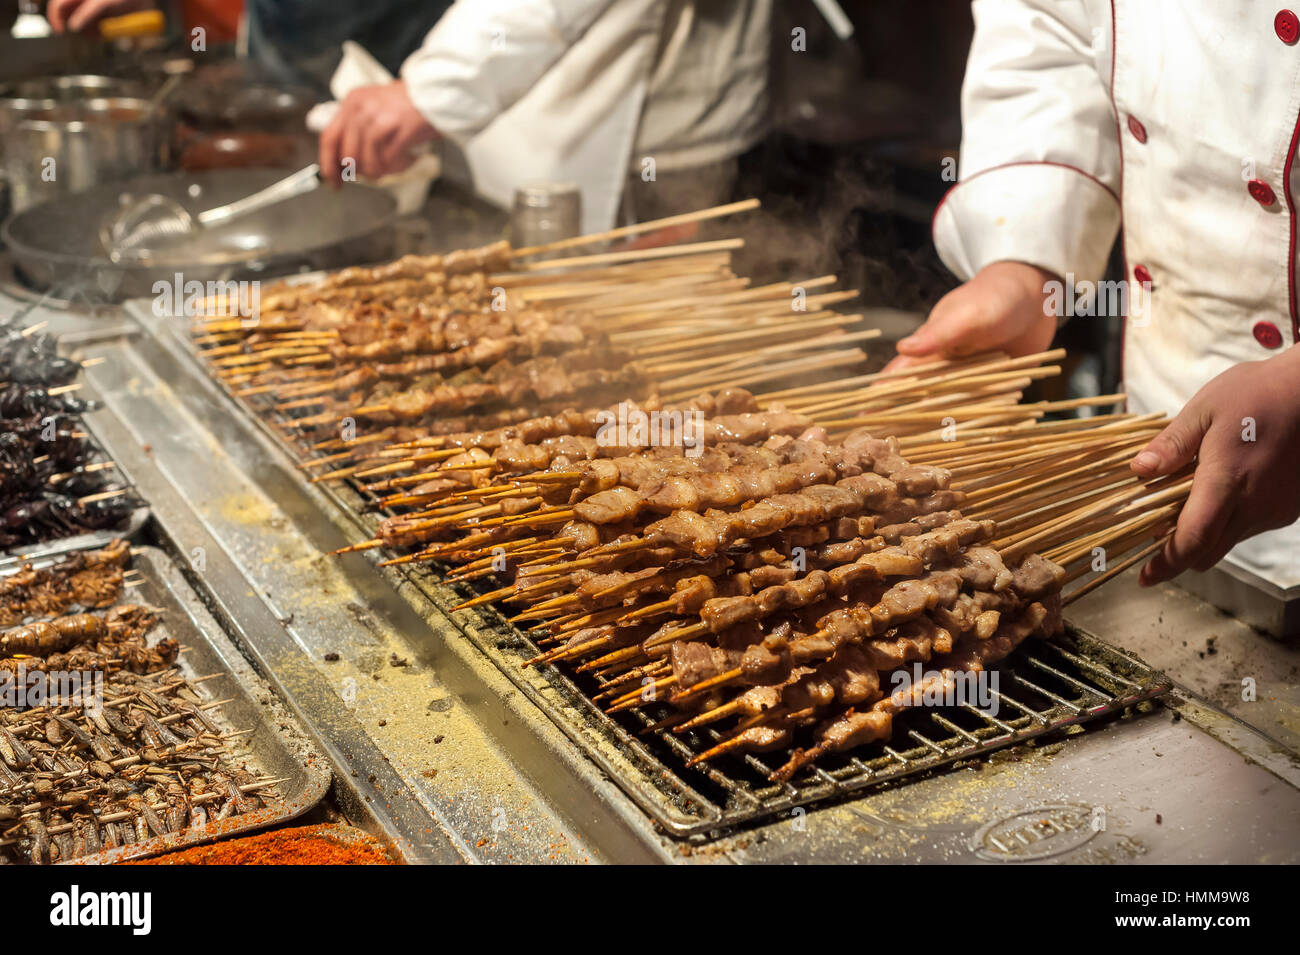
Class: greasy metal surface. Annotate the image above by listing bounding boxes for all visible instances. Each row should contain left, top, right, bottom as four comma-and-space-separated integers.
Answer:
715, 694, 1300, 864
27, 545, 331, 864
1069, 564, 1300, 759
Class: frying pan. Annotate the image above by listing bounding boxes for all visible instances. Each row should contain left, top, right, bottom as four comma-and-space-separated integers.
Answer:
2, 167, 398, 301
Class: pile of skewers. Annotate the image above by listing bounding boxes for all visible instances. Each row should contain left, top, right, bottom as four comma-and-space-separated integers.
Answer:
0, 541, 278, 864
326, 378, 1180, 781
193, 201, 872, 459
0, 319, 134, 550
1, 539, 133, 626
188, 202, 1187, 782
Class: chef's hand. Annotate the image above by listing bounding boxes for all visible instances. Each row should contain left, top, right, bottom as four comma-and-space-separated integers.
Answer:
318, 81, 437, 186
46, 0, 151, 32
884, 261, 1059, 371
1131, 345, 1300, 584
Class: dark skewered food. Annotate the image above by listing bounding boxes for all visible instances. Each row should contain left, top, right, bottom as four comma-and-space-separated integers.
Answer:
0, 323, 133, 549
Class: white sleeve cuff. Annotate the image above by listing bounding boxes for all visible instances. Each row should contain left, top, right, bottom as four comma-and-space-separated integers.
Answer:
932, 161, 1121, 284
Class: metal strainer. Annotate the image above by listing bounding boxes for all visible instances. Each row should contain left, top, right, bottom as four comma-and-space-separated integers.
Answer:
100, 163, 322, 262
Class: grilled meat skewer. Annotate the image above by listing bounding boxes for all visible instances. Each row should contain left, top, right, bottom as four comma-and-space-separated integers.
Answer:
769, 600, 1059, 780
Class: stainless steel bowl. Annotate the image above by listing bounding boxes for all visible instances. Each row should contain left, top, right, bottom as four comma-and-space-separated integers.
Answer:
0, 95, 160, 214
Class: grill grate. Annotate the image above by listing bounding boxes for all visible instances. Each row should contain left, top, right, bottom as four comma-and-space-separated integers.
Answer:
440, 596, 1170, 834
205, 363, 1173, 837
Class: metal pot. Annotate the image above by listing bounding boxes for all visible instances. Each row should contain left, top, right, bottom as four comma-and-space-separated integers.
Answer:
171, 72, 316, 172
0, 95, 160, 216
0, 94, 55, 135
8, 74, 147, 100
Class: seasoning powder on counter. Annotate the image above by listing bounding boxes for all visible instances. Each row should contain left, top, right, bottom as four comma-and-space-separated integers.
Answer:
127, 824, 395, 865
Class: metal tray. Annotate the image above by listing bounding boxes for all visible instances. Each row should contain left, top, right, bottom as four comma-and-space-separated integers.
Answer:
0, 544, 332, 864
134, 822, 398, 865
0, 505, 149, 565
1177, 561, 1300, 640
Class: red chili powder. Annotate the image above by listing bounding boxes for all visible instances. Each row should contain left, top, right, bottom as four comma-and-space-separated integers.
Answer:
127, 824, 395, 865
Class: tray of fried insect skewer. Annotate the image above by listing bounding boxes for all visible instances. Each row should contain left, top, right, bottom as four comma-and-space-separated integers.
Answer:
1, 319, 149, 562
0, 541, 330, 864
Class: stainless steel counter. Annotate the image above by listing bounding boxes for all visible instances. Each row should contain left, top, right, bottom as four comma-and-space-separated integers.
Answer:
12, 286, 1298, 864
1069, 568, 1300, 762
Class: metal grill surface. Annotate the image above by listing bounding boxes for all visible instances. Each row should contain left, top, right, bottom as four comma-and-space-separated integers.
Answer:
202, 358, 1172, 837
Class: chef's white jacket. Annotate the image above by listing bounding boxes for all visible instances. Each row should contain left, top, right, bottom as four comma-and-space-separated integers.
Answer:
400, 0, 771, 233
933, 0, 1300, 587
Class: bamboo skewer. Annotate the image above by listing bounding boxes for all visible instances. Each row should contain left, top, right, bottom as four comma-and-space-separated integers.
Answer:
1062, 533, 1174, 605
511, 198, 760, 257
513, 238, 744, 272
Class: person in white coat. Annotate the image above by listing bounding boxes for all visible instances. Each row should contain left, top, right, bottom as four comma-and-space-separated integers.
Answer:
46, 0, 770, 231
890, 0, 1300, 590
318, 0, 772, 232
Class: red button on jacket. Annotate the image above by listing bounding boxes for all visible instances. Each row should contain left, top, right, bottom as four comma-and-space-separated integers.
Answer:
1133, 264, 1152, 286
1253, 321, 1283, 349
1127, 115, 1148, 143
1277, 10, 1300, 44
1248, 179, 1278, 206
